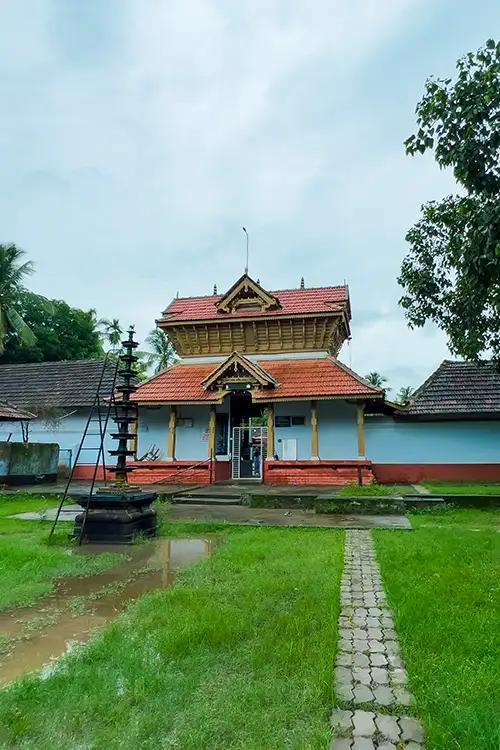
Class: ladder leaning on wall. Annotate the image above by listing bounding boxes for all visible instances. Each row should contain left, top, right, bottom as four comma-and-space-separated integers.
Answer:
48, 354, 121, 542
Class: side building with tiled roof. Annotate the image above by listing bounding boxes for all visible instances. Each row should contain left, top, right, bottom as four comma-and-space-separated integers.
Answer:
0, 359, 119, 474
128, 273, 387, 485
363, 360, 500, 483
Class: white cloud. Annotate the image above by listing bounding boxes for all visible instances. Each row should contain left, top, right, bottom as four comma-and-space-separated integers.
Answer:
0, 0, 479, 381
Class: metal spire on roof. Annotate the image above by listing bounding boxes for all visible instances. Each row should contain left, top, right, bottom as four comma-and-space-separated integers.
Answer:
300, 277, 305, 289
242, 227, 249, 274
213, 284, 218, 295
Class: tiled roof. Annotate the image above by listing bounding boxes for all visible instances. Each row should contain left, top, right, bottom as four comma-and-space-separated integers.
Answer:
134, 363, 219, 403
0, 359, 119, 411
0, 401, 34, 421
406, 360, 500, 417
253, 359, 383, 401
161, 286, 349, 323
134, 358, 383, 403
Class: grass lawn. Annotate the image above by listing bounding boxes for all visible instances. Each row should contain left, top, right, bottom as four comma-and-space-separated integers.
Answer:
338, 482, 411, 496
0, 494, 124, 611
0, 524, 343, 749
374, 509, 500, 750
421, 480, 500, 495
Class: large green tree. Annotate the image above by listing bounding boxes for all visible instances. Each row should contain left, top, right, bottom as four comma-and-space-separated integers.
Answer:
0, 244, 36, 353
1, 292, 104, 363
399, 39, 500, 360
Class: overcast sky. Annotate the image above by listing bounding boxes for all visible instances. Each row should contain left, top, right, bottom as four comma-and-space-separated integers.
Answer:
0, 1, 497, 390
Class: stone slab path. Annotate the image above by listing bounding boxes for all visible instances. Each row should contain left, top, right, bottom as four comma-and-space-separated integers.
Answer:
331, 530, 425, 749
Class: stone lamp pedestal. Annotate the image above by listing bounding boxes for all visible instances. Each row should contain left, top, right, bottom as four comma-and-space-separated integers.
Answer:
74, 489, 157, 544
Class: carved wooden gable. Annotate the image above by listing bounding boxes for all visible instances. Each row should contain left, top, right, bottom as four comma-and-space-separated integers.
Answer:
202, 352, 277, 391
216, 274, 280, 314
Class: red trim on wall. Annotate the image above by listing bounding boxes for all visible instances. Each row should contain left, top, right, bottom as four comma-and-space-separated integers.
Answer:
264, 459, 374, 486
71, 462, 212, 485
72, 465, 109, 481
373, 463, 500, 483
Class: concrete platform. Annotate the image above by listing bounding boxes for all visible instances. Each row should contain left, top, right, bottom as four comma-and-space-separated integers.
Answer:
11, 502, 412, 529
163, 504, 412, 529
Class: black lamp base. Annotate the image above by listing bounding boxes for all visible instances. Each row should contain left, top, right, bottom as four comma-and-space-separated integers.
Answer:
74, 491, 157, 544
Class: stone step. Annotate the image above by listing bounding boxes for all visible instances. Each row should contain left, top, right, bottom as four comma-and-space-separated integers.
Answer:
172, 493, 242, 506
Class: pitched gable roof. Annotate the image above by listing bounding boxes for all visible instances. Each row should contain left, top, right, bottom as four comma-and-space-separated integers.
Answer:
160, 284, 349, 323
216, 274, 280, 313
0, 359, 118, 411
134, 357, 383, 404
0, 402, 34, 421
202, 352, 278, 390
406, 360, 500, 418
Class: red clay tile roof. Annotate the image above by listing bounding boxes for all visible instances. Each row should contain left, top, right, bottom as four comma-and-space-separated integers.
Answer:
0, 401, 34, 421
252, 359, 382, 401
134, 358, 382, 403
135, 363, 219, 403
161, 286, 349, 323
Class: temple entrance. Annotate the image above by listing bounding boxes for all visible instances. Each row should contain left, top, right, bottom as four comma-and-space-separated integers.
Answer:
229, 392, 267, 480
231, 425, 267, 479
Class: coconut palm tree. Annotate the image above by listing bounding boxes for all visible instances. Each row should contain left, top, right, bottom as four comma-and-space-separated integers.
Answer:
396, 385, 414, 405
144, 328, 177, 373
0, 244, 36, 354
365, 371, 389, 389
98, 318, 123, 352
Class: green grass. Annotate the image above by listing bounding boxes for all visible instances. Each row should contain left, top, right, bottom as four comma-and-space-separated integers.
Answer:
338, 482, 411, 496
374, 509, 500, 750
0, 494, 124, 611
0, 526, 344, 749
421, 480, 500, 495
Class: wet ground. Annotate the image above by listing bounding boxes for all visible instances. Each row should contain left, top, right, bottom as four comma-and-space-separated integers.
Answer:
0, 537, 214, 685
12, 503, 412, 529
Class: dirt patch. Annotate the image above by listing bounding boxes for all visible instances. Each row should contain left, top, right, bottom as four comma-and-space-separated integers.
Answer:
0, 536, 214, 684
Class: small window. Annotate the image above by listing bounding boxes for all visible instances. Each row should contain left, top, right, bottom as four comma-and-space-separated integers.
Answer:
291, 416, 305, 426
275, 416, 291, 427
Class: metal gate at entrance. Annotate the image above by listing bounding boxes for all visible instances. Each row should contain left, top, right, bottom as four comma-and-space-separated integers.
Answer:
231, 426, 267, 480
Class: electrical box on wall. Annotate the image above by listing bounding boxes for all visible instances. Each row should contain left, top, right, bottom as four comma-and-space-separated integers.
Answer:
281, 438, 297, 460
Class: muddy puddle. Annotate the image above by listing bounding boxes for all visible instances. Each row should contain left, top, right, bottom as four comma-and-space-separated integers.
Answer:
0, 537, 215, 685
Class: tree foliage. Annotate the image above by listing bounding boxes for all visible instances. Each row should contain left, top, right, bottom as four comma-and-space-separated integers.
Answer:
98, 318, 123, 352
395, 385, 414, 405
399, 39, 500, 360
364, 371, 388, 388
1, 292, 104, 363
0, 244, 36, 353
144, 329, 177, 373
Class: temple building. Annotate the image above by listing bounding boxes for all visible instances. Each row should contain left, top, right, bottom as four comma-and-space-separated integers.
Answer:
132, 274, 386, 485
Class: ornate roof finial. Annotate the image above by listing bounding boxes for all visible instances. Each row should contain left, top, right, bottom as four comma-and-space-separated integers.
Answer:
176, 290, 179, 298
213, 284, 218, 295
300, 277, 305, 289
257, 278, 260, 284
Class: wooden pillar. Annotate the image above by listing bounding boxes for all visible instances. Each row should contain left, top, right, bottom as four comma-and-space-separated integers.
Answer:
357, 402, 365, 457
310, 400, 319, 459
208, 406, 216, 459
266, 403, 275, 459
167, 405, 177, 460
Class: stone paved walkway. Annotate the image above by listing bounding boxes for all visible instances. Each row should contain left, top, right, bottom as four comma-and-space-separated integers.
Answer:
331, 530, 425, 749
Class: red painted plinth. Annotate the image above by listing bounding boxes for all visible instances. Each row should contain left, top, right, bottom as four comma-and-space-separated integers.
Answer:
373, 463, 500, 483
263, 460, 375, 486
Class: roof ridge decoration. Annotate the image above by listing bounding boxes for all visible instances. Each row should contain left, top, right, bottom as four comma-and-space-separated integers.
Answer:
202, 351, 278, 391
216, 274, 280, 314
